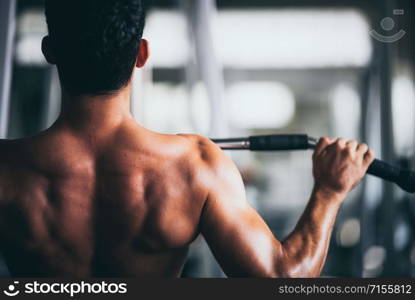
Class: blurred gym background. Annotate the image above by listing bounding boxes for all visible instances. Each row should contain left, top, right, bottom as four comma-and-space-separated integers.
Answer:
0, 0, 414, 277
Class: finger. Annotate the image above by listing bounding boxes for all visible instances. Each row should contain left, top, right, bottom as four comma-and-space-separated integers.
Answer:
332, 138, 347, 151
357, 143, 369, 155
363, 149, 375, 166
346, 140, 358, 151
314, 137, 333, 156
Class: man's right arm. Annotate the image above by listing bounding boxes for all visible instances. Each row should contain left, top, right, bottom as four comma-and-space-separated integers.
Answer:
198, 137, 374, 277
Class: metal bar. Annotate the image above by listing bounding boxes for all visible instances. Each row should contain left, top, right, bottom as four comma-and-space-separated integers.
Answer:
0, 0, 17, 139
212, 138, 250, 150
185, 0, 228, 139
378, 0, 397, 277
212, 135, 415, 194
213, 136, 318, 150
358, 64, 381, 277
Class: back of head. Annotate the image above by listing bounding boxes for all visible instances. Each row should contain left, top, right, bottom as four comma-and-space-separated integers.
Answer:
45, 0, 145, 96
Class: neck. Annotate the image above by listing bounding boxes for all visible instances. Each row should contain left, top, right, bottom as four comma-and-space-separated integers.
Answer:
56, 85, 135, 133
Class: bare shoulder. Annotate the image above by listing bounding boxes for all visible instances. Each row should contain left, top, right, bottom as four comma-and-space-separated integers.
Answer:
177, 134, 244, 194
177, 134, 232, 167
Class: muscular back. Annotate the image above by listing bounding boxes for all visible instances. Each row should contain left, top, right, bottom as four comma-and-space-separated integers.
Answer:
0, 123, 210, 277
0, 116, 371, 278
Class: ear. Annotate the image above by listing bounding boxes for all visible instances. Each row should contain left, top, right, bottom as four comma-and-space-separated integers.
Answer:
136, 39, 150, 68
42, 36, 57, 65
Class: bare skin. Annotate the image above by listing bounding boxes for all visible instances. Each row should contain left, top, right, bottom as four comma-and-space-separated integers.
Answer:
0, 39, 375, 278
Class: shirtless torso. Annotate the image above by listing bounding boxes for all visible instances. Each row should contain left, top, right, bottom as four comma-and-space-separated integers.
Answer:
0, 118, 217, 277
0, 105, 374, 278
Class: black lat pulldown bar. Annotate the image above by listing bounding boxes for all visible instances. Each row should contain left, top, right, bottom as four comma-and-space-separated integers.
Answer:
212, 134, 415, 194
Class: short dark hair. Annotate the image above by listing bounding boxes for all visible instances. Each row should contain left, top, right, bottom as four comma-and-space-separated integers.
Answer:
45, 0, 145, 96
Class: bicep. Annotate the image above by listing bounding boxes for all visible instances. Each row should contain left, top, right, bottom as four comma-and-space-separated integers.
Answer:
199, 152, 282, 277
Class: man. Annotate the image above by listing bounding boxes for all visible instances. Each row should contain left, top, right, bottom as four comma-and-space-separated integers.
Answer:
0, 0, 374, 277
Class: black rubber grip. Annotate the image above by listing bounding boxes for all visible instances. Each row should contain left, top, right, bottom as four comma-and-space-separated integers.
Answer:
249, 135, 310, 151
367, 159, 400, 182
367, 159, 415, 193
